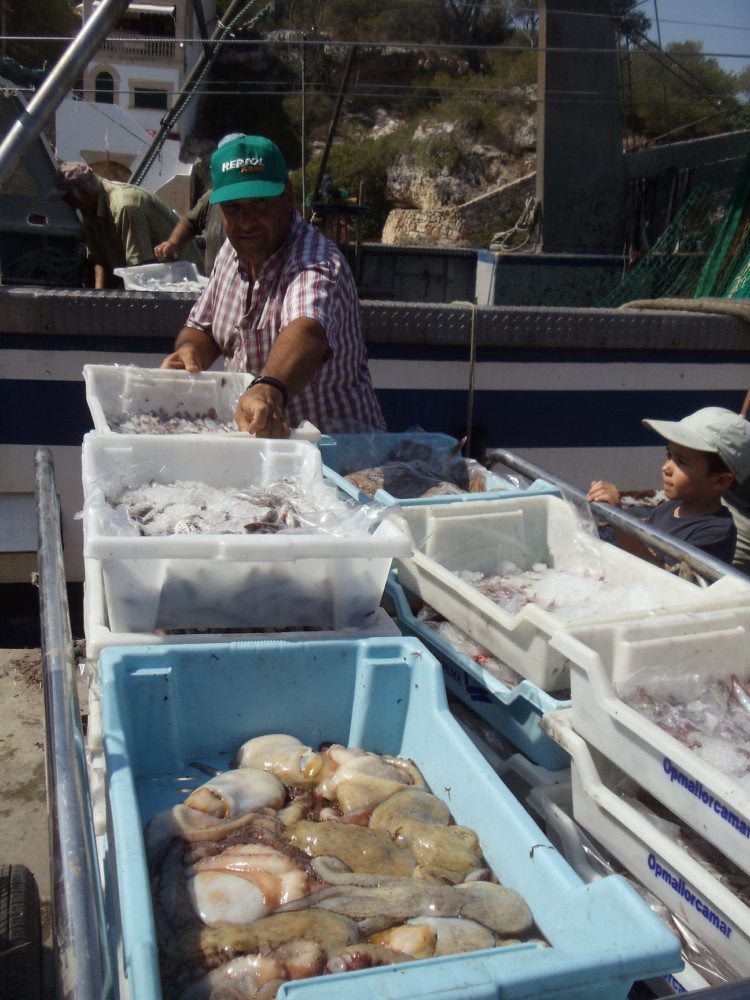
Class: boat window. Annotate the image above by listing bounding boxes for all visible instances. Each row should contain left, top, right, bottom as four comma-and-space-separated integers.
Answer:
94, 72, 115, 105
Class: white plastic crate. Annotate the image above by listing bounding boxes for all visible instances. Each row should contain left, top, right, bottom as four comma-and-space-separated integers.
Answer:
528, 784, 736, 997
83, 365, 321, 441
113, 261, 209, 291
83, 557, 401, 659
394, 496, 750, 691
82, 433, 411, 634
549, 608, 750, 876
542, 711, 750, 978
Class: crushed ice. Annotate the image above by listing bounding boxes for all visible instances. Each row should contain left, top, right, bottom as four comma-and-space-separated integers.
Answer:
455, 561, 665, 621
130, 277, 206, 292
617, 672, 750, 783
111, 407, 237, 434
105, 479, 378, 537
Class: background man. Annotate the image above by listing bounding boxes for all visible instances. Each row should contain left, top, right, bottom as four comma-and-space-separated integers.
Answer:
48, 162, 203, 288
154, 133, 245, 274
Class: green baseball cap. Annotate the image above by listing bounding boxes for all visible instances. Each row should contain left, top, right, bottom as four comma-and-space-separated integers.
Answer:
209, 135, 288, 204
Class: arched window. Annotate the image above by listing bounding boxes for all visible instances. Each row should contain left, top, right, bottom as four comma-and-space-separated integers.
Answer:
94, 72, 115, 105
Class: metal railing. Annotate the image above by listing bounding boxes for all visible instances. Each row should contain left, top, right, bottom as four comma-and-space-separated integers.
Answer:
488, 448, 748, 585
35, 448, 115, 1000
100, 35, 177, 60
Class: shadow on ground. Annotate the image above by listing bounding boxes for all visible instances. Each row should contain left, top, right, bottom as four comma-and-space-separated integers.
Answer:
0, 583, 83, 647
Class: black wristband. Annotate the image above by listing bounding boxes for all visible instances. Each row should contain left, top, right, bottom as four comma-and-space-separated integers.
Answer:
251, 374, 288, 409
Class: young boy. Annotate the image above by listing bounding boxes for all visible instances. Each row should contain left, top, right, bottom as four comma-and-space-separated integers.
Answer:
587, 406, 750, 566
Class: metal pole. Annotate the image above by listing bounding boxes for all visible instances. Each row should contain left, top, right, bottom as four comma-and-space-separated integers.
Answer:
652, 0, 669, 122
130, 0, 261, 185
35, 448, 114, 1000
300, 35, 307, 217
487, 448, 748, 584
311, 45, 358, 205
0, 0, 132, 188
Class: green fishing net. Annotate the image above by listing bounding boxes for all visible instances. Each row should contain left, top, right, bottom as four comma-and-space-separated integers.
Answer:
600, 151, 750, 305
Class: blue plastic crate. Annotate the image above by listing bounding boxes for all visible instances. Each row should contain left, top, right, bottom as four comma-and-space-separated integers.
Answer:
386, 572, 572, 770
100, 637, 679, 1000
318, 431, 558, 506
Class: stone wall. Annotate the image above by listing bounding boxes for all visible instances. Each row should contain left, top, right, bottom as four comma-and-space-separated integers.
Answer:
381, 172, 536, 247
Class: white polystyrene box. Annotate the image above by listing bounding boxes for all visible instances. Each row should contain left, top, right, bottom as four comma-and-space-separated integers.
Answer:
393, 496, 750, 691
81, 433, 412, 634
549, 607, 750, 875
542, 711, 750, 978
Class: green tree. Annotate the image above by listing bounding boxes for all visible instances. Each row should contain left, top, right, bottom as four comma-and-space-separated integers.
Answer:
2, 0, 78, 70
628, 40, 745, 140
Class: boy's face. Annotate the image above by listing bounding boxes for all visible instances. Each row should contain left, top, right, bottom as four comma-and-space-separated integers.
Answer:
661, 442, 726, 504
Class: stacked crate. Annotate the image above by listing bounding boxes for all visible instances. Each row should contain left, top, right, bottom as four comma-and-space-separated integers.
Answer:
81, 366, 687, 999
81, 365, 408, 650
376, 491, 750, 994
541, 611, 750, 985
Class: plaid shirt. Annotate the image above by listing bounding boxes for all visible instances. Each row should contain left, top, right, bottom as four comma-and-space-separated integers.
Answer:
186, 211, 385, 433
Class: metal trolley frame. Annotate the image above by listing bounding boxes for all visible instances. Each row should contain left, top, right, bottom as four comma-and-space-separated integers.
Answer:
34, 445, 750, 999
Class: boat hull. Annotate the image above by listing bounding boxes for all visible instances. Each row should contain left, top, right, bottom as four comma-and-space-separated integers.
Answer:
2, 288, 748, 582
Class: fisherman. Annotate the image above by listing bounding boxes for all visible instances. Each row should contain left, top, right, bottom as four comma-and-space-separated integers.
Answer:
48, 162, 204, 289
160, 134, 385, 437
586, 407, 750, 567
154, 133, 245, 274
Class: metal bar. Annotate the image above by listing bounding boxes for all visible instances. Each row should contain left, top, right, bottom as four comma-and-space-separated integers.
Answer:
130, 0, 262, 185
0, 0, 132, 188
488, 448, 747, 584
35, 448, 114, 1000
191, 0, 211, 53
311, 45, 358, 205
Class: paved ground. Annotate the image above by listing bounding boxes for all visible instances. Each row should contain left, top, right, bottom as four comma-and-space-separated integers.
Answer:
0, 584, 85, 995
0, 646, 53, 993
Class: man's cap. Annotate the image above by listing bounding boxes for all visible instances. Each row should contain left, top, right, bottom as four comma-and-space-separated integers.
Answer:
643, 407, 750, 483
47, 161, 96, 200
217, 132, 246, 147
209, 135, 288, 204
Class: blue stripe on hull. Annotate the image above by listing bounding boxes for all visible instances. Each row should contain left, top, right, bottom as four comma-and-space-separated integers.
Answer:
378, 389, 749, 447
4, 381, 94, 445
1, 334, 171, 353
3, 380, 746, 447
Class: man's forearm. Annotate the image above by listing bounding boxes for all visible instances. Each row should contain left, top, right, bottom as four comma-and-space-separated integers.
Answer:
258, 318, 328, 399
174, 325, 221, 369
166, 220, 196, 253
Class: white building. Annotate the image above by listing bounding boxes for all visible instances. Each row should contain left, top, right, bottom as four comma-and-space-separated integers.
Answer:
55, 0, 216, 212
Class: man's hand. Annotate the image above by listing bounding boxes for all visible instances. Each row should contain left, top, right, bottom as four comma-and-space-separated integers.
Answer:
236, 384, 290, 438
161, 344, 203, 374
154, 239, 181, 262
586, 480, 622, 506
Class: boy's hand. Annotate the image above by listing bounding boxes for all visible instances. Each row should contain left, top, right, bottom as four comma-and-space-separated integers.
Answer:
587, 480, 622, 506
